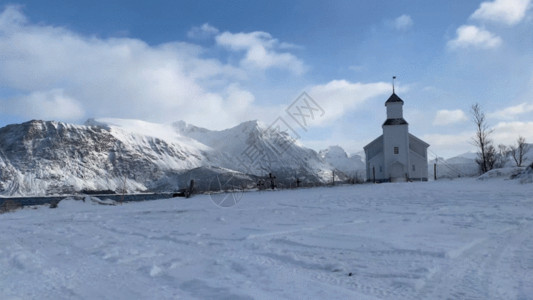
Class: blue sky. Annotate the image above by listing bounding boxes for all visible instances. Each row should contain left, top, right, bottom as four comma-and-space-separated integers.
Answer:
0, 0, 532, 158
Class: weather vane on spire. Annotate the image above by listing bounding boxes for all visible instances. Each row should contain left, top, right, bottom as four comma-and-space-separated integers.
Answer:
392, 76, 397, 93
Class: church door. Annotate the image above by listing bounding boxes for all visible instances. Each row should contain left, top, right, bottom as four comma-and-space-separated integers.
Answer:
390, 161, 406, 182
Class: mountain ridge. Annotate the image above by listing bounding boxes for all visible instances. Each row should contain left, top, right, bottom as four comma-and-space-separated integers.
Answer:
0, 118, 360, 196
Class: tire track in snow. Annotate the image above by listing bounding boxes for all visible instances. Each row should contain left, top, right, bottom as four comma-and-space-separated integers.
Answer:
417, 223, 533, 299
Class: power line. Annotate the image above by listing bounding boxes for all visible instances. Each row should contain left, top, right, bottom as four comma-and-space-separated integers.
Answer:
428, 149, 467, 177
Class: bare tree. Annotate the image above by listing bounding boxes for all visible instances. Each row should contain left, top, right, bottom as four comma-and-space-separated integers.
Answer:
485, 144, 497, 171
495, 144, 509, 168
471, 103, 494, 173
509, 136, 530, 167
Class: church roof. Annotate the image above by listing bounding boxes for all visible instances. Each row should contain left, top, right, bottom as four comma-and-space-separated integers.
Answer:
363, 134, 383, 150
385, 93, 404, 105
409, 133, 430, 148
383, 118, 408, 126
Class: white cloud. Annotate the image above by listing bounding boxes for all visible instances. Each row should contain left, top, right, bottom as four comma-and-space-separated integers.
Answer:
0, 6, 306, 129
433, 109, 468, 125
6, 89, 84, 121
187, 23, 219, 39
422, 120, 533, 158
493, 121, 533, 144
421, 131, 475, 158
394, 15, 413, 30
215, 31, 306, 75
471, 0, 531, 25
488, 102, 533, 119
448, 25, 502, 49
0, 4, 25, 29
307, 80, 390, 126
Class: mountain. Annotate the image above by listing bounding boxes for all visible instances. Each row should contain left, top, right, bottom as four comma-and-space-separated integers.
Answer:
0, 120, 209, 196
318, 146, 365, 180
0, 119, 335, 196
173, 120, 334, 183
428, 146, 533, 180
428, 152, 479, 179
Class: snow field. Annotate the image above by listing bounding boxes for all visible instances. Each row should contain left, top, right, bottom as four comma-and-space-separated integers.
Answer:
1, 178, 532, 299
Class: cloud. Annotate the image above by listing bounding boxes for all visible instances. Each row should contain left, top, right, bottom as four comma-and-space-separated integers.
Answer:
0, 6, 308, 129
493, 121, 533, 144
471, 0, 531, 25
5, 89, 84, 121
0, 6, 396, 135
448, 25, 502, 49
215, 31, 306, 75
306, 80, 390, 126
0, 4, 26, 29
423, 120, 533, 158
421, 131, 475, 158
433, 109, 468, 125
394, 15, 413, 30
187, 23, 219, 39
488, 102, 533, 119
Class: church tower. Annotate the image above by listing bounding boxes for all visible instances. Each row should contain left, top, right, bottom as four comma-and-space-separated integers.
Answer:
382, 92, 410, 181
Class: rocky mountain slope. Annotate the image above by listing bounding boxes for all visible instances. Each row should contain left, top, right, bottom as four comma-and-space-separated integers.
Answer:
0, 119, 344, 196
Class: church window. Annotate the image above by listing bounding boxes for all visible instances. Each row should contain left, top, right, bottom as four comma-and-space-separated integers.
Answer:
412, 165, 415, 171
394, 147, 399, 154
379, 166, 382, 172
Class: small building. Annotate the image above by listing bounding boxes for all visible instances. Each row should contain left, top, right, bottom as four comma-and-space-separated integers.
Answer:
364, 92, 429, 182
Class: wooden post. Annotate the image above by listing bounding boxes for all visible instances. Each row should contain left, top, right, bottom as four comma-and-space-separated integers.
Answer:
434, 163, 437, 181
372, 166, 376, 183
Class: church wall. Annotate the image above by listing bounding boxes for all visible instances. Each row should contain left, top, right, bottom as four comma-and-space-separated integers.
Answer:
366, 151, 384, 181
409, 150, 429, 181
383, 124, 410, 179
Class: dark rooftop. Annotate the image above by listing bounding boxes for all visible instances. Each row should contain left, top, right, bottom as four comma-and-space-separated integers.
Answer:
385, 93, 404, 105
382, 118, 408, 126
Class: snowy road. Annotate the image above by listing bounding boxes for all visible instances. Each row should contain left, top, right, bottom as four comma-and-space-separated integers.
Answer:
1, 178, 532, 299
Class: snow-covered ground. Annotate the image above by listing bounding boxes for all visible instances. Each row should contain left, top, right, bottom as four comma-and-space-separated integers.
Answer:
1, 178, 532, 299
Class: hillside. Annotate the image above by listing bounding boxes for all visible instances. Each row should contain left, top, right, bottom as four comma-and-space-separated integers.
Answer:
0, 119, 341, 196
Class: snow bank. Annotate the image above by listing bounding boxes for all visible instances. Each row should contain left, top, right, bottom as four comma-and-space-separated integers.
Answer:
54, 196, 117, 209
516, 163, 533, 184
477, 167, 525, 181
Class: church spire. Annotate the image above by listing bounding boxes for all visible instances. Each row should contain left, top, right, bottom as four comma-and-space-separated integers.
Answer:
392, 76, 396, 94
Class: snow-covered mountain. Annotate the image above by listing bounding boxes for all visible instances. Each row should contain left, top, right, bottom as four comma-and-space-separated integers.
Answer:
428, 152, 479, 179
0, 119, 336, 196
428, 146, 533, 179
318, 146, 365, 180
172, 119, 337, 187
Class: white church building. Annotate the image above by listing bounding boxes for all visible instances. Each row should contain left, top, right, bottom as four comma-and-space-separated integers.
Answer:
364, 92, 429, 182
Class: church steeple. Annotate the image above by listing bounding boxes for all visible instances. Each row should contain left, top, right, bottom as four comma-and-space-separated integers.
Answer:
383, 89, 408, 126
385, 93, 404, 105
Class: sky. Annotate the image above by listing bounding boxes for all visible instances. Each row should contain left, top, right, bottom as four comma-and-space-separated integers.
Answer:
0, 0, 532, 158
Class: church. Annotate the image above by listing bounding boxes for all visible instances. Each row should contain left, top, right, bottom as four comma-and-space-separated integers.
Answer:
364, 90, 429, 182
